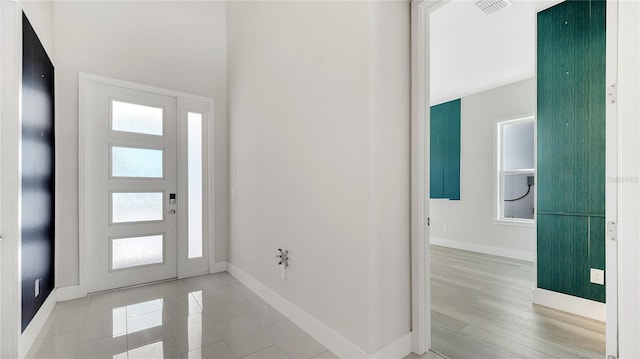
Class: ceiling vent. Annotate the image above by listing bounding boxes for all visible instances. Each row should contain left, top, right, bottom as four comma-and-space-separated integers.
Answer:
475, 0, 513, 15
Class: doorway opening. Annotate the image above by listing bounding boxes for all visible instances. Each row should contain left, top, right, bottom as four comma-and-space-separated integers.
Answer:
410, 0, 618, 358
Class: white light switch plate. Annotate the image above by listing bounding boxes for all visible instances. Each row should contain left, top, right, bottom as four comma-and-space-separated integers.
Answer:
590, 268, 605, 285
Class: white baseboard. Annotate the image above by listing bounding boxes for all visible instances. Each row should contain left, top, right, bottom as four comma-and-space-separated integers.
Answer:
227, 263, 370, 358
371, 333, 412, 359
18, 289, 57, 359
58, 263, 228, 302
210, 261, 228, 274
227, 263, 412, 358
532, 288, 606, 322
430, 237, 535, 262
56, 284, 87, 302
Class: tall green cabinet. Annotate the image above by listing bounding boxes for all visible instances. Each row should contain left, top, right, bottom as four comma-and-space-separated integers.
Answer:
537, 0, 606, 303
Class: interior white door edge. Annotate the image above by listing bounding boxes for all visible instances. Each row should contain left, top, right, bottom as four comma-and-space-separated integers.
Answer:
605, 1, 619, 357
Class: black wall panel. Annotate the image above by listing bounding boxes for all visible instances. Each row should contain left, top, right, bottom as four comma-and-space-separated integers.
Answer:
21, 13, 55, 332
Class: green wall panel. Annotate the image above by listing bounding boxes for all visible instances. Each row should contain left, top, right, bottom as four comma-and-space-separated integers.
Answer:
430, 104, 444, 198
537, 214, 588, 298
443, 101, 461, 201
430, 99, 460, 200
589, 217, 606, 275
537, 214, 605, 302
537, 0, 606, 303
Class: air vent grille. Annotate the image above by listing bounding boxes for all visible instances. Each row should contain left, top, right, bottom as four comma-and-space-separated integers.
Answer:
475, 0, 513, 15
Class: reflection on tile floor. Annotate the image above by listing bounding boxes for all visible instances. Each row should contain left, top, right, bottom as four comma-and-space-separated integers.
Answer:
27, 273, 338, 359
403, 352, 446, 359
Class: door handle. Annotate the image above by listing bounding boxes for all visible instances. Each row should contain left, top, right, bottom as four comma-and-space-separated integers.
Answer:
167, 209, 176, 215
0, 235, 4, 241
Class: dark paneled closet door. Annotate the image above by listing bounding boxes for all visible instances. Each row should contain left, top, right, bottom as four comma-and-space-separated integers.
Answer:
21, 13, 55, 332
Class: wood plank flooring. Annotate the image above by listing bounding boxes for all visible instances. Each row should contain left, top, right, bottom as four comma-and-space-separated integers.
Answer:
430, 245, 605, 359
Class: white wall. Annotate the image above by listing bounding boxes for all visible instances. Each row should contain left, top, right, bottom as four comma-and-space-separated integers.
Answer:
227, 1, 410, 354
430, 1, 534, 105
368, 1, 411, 353
430, 78, 536, 261
22, 1, 55, 60
53, 1, 228, 287
429, 0, 563, 106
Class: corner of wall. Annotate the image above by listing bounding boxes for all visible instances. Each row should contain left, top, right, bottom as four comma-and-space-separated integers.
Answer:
227, 263, 369, 358
20, 0, 55, 62
367, 0, 412, 354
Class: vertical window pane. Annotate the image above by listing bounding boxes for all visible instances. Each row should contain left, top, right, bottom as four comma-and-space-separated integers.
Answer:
503, 173, 535, 220
188, 112, 203, 258
503, 121, 534, 170
112, 146, 163, 178
112, 192, 163, 223
112, 235, 164, 270
112, 100, 163, 136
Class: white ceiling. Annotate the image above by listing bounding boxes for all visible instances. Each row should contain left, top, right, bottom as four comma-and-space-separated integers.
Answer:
430, 0, 563, 105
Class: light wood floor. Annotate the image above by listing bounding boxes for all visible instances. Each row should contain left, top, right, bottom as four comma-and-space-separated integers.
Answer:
430, 245, 605, 359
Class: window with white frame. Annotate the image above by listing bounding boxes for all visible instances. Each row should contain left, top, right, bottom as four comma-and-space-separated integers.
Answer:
497, 117, 535, 221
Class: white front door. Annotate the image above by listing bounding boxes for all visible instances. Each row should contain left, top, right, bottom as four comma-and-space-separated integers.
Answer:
85, 81, 179, 292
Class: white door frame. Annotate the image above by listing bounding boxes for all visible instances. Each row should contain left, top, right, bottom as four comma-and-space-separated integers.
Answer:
410, 0, 633, 357
79, 73, 215, 295
410, 0, 440, 353
615, 1, 640, 356
604, 0, 619, 356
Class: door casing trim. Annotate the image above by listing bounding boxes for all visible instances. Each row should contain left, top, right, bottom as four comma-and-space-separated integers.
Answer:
78, 72, 215, 295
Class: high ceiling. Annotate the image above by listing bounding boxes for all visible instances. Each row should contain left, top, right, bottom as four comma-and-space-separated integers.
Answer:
430, 0, 563, 105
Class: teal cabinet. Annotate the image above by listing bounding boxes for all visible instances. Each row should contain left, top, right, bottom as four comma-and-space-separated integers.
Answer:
430, 99, 460, 200
536, 0, 606, 303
